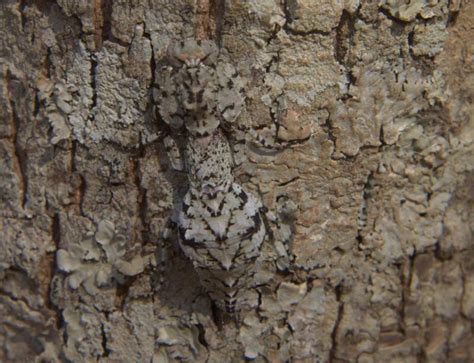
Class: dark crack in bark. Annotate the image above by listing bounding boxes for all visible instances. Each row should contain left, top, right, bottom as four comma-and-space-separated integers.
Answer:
47, 212, 63, 330
195, 0, 226, 44
399, 252, 415, 336
100, 321, 110, 357
329, 284, 343, 363
132, 145, 148, 245
89, 54, 98, 111
334, 8, 359, 90
356, 171, 373, 247
6, 71, 28, 210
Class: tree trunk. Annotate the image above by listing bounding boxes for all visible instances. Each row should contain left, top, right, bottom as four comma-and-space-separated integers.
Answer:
1, 0, 473, 362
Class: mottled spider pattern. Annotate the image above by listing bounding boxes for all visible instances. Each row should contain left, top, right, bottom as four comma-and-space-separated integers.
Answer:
177, 180, 266, 313
155, 39, 244, 137
185, 130, 234, 194
155, 39, 268, 315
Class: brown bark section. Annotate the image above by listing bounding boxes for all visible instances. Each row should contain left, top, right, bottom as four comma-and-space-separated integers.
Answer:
195, 0, 225, 42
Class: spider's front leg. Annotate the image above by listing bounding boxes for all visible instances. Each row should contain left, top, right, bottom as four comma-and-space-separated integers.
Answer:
156, 218, 179, 289
259, 202, 294, 272
157, 134, 185, 287
164, 135, 184, 172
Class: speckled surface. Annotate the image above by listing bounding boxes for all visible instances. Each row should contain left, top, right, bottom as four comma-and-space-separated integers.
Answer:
0, 0, 473, 362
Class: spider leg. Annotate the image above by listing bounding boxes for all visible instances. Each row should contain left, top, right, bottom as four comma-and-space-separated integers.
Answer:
164, 135, 184, 171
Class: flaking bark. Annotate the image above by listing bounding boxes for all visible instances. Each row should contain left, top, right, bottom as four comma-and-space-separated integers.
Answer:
1, 1, 473, 362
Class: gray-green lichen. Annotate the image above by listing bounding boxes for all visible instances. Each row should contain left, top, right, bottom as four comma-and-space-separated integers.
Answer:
37, 78, 72, 145
330, 62, 431, 157
56, 219, 154, 295
381, 0, 453, 22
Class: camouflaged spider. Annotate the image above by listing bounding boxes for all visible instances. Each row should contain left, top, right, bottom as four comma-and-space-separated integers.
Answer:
153, 39, 287, 316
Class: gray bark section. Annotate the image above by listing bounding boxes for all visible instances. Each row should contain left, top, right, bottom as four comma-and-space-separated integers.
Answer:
1, 0, 473, 362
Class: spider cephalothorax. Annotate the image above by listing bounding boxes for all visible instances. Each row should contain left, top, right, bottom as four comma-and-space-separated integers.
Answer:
155, 38, 244, 137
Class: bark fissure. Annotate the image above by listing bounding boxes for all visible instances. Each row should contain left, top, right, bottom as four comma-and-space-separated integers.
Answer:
132, 146, 148, 245
356, 171, 374, 246
6, 73, 28, 210
96, 0, 127, 48
329, 285, 343, 363
195, 0, 226, 43
100, 321, 110, 357
89, 54, 98, 111
48, 213, 63, 330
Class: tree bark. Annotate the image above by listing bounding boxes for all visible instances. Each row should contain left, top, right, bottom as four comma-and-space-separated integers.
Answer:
1, 0, 473, 362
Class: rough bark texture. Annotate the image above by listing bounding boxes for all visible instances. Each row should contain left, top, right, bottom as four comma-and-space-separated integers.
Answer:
1, 0, 473, 362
